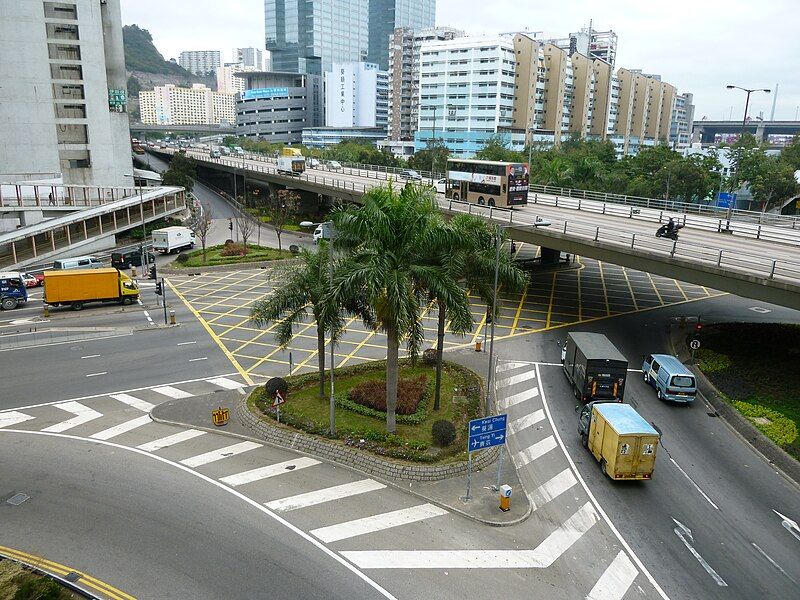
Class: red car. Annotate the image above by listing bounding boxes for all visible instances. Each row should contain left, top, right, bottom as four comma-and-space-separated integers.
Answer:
22, 272, 44, 287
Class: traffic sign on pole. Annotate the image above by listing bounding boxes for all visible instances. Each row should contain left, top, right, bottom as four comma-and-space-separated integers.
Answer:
690, 339, 701, 350
467, 414, 507, 452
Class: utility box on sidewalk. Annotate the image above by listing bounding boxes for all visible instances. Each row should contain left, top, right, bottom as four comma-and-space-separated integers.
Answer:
499, 484, 512, 512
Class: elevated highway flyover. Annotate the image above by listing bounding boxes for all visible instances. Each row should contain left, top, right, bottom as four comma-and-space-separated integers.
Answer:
153, 148, 800, 311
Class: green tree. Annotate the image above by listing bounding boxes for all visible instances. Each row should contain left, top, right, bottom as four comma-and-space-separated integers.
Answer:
780, 135, 800, 171
536, 156, 573, 187
250, 246, 373, 431
162, 151, 196, 192
749, 157, 799, 211
331, 184, 466, 432
408, 139, 450, 173
474, 135, 525, 163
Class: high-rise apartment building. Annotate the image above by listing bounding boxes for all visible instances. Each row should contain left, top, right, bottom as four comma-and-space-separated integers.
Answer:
178, 50, 221, 76
0, 0, 133, 186
232, 47, 265, 70
388, 26, 463, 141
415, 37, 522, 157
548, 25, 618, 68
613, 69, 675, 154
139, 84, 235, 125
216, 64, 262, 95
265, 0, 435, 74
670, 92, 695, 149
325, 63, 388, 129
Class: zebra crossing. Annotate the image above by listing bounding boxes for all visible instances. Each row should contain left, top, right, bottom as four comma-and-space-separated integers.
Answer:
495, 359, 662, 600
0, 368, 665, 598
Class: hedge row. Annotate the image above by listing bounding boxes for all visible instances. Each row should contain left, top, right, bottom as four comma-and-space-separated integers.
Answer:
733, 400, 798, 447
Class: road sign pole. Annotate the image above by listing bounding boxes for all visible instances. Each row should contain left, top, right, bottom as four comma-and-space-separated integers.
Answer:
494, 445, 505, 491
276, 404, 280, 424
464, 452, 473, 501
161, 277, 168, 325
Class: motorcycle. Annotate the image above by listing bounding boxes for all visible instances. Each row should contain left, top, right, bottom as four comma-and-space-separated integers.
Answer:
655, 222, 684, 241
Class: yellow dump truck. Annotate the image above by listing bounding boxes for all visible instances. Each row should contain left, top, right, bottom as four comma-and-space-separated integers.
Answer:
578, 402, 659, 480
44, 268, 139, 311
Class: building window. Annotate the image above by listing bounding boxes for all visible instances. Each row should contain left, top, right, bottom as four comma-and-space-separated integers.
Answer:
44, 2, 77, 20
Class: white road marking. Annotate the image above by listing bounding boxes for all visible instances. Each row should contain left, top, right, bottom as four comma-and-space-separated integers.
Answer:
85, 372, 107, 378
773, 510, 800, 542
534, 364, 670, 600
310, 503, 448, 543
188, 357, 208, 362
90, 415, 152, 441
751, 542, 797, 585
265, 479, 385, 512
137, 429, 206, 451
748, 306, 771, 313
586, 550, 639, 599
207, 376, 245, 390
41, 401, 103, 433
495, 360, 537, 372
181, 441, 262, 467
530, 468, 578, 509
0, 411, 35, 429
503, 387, 540, 408
515, 436, 557, 467
80, 354, 101, 359
496, 370, 537, 387
342, 501, 598, 569
672, 519, 727, 587
0, 332, 133, 354
508, 409, 545, 435
151, 385, 194, 399
669, 457, 719, 510
177, 341, 197, 346
220, 457, 320, 486
110, 393, 155, 412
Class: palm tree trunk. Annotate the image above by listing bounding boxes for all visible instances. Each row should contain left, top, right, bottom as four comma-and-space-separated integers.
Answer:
317, 325, 326, 401
386, 325, 399, 433
434, 300, 446, 411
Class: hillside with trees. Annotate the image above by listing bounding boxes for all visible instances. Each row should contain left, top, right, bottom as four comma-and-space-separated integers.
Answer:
123, 25, 189, 75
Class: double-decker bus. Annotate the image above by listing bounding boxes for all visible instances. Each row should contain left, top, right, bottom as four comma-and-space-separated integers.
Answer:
445, 159, 529, 207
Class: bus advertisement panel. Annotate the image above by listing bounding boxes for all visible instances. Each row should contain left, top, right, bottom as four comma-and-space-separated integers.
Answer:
445, 160, 529, 207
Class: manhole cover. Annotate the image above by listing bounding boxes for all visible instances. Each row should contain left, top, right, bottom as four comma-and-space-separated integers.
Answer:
64, 572, 81, 582
6, 493, 30, 506
707, 411, 719, 417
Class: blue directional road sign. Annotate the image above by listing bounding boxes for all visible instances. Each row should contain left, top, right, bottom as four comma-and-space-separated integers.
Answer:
467, 414, 508, 452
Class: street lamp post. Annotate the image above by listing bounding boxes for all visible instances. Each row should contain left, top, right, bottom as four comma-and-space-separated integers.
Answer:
485, 224, 503, 415
725, 85, 770, 222
123, 173, 147, 274
300, 219, 336, 435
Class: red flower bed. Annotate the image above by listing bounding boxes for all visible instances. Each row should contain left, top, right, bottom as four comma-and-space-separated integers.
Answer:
348, 375, 428, 415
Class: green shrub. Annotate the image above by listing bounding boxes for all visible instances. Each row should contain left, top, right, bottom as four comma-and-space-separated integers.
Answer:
348, 375, 428, 415
431, 420, 456, 447
733, 400, 798, 447
13, 577, 64, 600
220, 242, 247, 256
422, 348, 437, 365
175, 253, 189, 264
696, 348, 731, 373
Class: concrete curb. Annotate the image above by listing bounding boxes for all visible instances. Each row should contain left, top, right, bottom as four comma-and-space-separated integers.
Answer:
668, 325, 800, 488
160, 257, 299, 275
150, 393, 528, 526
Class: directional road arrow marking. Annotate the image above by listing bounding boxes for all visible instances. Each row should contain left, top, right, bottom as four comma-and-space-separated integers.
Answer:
773, 510, 800, 542
672, 518, 727, 587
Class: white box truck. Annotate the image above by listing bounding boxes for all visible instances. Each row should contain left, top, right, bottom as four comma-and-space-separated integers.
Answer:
277, 148, 305, 176
152, 226, 195, 254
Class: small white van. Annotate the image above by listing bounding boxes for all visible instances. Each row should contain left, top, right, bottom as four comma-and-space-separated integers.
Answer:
52, 256, 104, 270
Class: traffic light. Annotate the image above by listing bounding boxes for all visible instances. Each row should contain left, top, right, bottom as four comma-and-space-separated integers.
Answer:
155, 281, 163, 295
228, 218, 233, 233
149, 265, 157, 280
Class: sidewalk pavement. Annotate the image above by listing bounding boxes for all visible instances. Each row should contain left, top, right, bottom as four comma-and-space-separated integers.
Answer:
151, 386, 530, 526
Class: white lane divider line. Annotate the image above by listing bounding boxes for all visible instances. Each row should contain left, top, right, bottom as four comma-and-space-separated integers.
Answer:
515, 436, 557, 467
496, 370, 537, 388
177, 341, 197, 346
110, 393, 155, 412
41, 401, 103, 433
220, 457, 320, 487
85, 372, 107, 378
188, 357, 208, 362
751, 542, 797, 585
310, 503, 448, 543
508, 409, 545, 435
80, 354, 101, 359
341, 501, 599, 569
266, 479, 386, 512
672, 518, 727, 587
207, 377, 245, 390
530, 468, 578, 510
669, 457, 719, 510
0, 411, 35, 429
181, 441, 262, 468
137, 429, 206, 451
586, 550, 639, 600
90, 415, 152, 441
502, 387, 540, 408
151, 385, 194, 399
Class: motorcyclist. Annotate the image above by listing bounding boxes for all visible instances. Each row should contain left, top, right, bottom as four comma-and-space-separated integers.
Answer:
666, 217, 676, 235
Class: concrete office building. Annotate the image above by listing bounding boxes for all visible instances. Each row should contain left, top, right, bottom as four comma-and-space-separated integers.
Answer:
0, 0, 133, 187
415, 37, 523, 157
670, 92, 695, 149
388, 26, 463, 141
178, 50, 221, 76
302, 126, 386, 148
139, 84, 235, 125
265, 0, 435, 74
232, 47, 265, 70
325, 62, 388, 129
235, 72, 323, 143
216, 64, 262, 95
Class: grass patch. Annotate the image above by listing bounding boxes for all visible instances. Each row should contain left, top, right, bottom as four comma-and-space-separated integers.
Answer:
250, 359, 482, 463
176, 244, 292, 267
0, 558, 79, 599
693, 323, 800, 459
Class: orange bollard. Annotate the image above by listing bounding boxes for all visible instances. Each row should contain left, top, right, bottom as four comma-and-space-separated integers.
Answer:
499, 484, 512, 512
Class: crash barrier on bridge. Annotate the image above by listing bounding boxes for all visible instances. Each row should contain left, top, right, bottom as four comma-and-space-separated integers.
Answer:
0, 181, 142, 209
527, 183, 800, 230
0, 184, 186, 270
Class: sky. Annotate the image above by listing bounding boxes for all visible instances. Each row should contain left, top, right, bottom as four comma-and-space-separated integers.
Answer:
120, 0, 800, 121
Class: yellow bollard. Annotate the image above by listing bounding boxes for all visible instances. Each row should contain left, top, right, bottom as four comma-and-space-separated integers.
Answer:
169, 309, 176, 325
43, 305, 49, 318
499, 484, 512, 512
475, 340, 482, 352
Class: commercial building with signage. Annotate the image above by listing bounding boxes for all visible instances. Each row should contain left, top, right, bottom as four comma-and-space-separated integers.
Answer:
235, 72, 323, 143
324, 62, 388, 129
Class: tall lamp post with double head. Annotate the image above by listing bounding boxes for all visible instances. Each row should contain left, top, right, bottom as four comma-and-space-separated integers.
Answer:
300, 219, 336, 435
725, 85, 770, 220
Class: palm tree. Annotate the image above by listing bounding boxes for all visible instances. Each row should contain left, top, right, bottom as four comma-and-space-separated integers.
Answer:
539, 157, 573, 188
430, 214, 528, 410
250, 245, 372, 431
331, 184, 469, 433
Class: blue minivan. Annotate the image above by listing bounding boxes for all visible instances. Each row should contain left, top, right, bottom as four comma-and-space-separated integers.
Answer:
0, 272, 29, 310
642, 354, 696, 403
